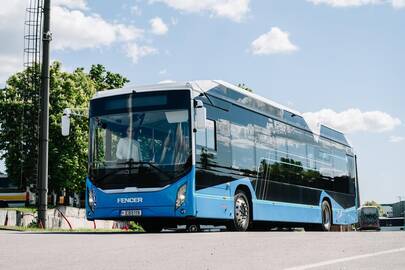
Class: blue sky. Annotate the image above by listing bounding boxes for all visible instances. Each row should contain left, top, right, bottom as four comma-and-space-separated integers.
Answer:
1, 0, 404, 203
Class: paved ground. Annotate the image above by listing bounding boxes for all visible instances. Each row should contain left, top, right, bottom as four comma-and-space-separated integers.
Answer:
1, 230, 405, 270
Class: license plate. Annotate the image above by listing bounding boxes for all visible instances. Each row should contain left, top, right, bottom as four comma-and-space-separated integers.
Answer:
120, 210, 142, 217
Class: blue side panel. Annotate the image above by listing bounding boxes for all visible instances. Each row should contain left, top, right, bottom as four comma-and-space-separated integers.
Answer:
253, 200, 321, 223
195, 177, 358, 225
195, 183, 233, 219
254, 192, 357, 225
321, 191, 358, 225
86, 167, 196, 221
195, 177, 255, 220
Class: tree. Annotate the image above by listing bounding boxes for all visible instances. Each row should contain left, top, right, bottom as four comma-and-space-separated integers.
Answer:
89, 64, 130, 91
0, 65, 41, 188
237, 83, 253, 93
0, 62, 129, 193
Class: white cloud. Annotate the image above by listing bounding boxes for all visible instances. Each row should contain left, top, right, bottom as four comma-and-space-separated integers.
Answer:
150, 0, 250, 22
130, 5, 142, 16
0, 56, 21, 82
303, 109, 402, 134
0, 0, 154, 84
250, 27, 299, 55
125, 43, 158, 63
308, 0, 405, 8
150, 17, 169, 35
392, 0, 405, 8
158, 80, 176, 84
52, 6, 143, 50
0, 0, 27, 83
308, 0, 381, 7
53, 0, 88, 10
389, 136, 405, 143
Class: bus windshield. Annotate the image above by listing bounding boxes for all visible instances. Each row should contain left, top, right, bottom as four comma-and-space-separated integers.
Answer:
362, 207, 379, 216
89, 91, 192, 189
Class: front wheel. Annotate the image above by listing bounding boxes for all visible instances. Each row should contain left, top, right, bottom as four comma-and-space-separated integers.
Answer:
229, 191, 250, 232
321, 200, 332, 231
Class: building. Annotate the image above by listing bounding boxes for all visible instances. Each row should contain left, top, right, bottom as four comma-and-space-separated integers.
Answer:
392, 201, 405, 217
381, 204, 394, 218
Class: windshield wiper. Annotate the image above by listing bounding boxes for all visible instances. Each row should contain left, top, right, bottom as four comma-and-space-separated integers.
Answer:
117, 160, 171, 180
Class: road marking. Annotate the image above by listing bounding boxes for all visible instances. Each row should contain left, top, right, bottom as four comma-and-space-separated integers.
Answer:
285, 247, 405, 270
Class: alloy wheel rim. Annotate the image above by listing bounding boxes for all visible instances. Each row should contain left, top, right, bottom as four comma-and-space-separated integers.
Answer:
235, 196, 249, 228
323, 205, 331, 230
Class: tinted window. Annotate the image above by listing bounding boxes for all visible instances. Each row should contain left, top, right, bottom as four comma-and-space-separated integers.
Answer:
255, 119, 277, 166
196, 119, 216, 150
347, 155, 356, 194
208, 86, 282, 119
216, 119, 232, 168
90, 90, 189, 117
320, 125, 349, 145
283, 111, 309, 130
231, 123, 255, 172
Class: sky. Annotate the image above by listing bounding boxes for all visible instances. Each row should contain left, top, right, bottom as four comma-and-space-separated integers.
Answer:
0, 0, 404, 204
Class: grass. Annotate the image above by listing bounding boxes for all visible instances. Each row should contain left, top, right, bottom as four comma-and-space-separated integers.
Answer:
0, 207, 39, 213
0, 225, 143, 233
0, 207, 145, 232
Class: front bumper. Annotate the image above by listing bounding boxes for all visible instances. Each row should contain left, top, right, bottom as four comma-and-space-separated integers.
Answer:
86, 168, 195, 220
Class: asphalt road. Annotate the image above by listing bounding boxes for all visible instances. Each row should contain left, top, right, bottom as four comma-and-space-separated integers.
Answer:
1, 230, 405, 270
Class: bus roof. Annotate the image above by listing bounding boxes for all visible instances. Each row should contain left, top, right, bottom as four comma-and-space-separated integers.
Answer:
91, 80, 351, 147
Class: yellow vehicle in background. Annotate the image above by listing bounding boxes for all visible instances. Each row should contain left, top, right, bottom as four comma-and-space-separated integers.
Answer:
0, 174, 27, 207
358, 206, 380, 231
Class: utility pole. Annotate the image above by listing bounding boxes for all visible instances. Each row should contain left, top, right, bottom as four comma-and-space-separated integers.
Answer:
38, 0, 51, 228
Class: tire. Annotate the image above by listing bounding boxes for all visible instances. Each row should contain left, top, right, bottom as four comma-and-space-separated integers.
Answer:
141, 222, 164, 233
187, 224, 201, 233
229, 190, 250, 232
321, 200, 332, 231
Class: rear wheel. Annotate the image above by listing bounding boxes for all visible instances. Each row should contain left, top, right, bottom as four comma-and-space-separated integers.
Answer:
229, 190, 250, 232
141, 222, 164, 233
321, 200, 332, 231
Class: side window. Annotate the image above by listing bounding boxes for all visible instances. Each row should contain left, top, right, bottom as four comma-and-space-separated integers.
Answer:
206, 120, 216, 150
231, 122, 255, 171
347, 155, 356, 194
196, 119, 216, 150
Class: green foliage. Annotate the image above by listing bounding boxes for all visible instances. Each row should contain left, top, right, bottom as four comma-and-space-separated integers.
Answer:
0, 65, 41, 187
89, 64, 130, 91
237, 83, 253, 93
0, 62, 129, 193
128, 221, 144, 232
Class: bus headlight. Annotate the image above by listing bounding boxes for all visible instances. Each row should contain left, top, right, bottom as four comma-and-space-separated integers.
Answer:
88, 188, 96, 212
175, 184, 187, 209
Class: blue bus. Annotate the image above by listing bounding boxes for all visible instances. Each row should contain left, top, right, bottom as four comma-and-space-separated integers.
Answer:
68, 80, 359, 232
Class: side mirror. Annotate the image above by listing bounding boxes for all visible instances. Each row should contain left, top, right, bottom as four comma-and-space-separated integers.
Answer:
194, 100, 207, 130
61, 108, 71, 136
